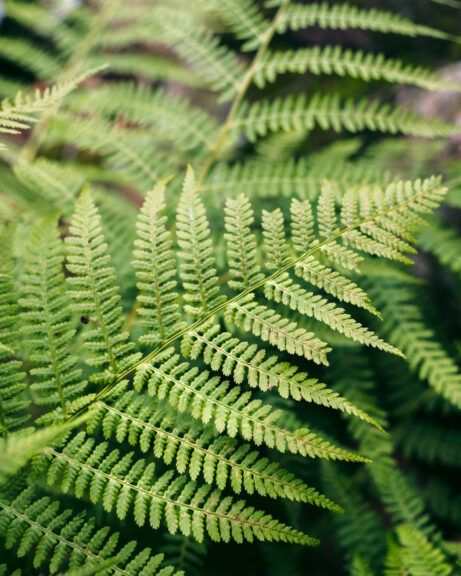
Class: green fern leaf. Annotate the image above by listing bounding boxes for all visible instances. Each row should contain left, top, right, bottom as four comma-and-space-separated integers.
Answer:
152, 8, 245, 102
389, 524, 453, 576
88, 389, 339, 509
254, 47, 461, 92
68, 84, 219, 153
224, 194, 264, 291
66, 188, 139, 382
201, 0, 270, 51
0, 485, 182, 575
272, 2, 454, 42
225, 293, 331, 364
234, 93, 458, 141
371, 278, 461, 410
0, 236, 28, 435
134, 348, 367, 462
41, 432, 319, 545
133, 180, 185, 346
19, 218, 86, 421
181, 321, 382, 428
177, 167, 226, 318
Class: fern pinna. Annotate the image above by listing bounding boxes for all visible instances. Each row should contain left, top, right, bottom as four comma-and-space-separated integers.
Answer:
0, 0, 460, 575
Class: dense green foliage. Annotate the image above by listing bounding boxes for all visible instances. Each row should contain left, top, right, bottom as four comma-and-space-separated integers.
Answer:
0, 0, 460, 574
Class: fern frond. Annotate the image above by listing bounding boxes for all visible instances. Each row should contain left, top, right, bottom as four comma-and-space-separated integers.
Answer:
69, 84, 219, 153
177, 167, 226, 318
235, 94, 458, 141
0, 237, 28, 435
349, 555, 373, 576
294, 256, 376, 315
65, 189, 139, 382
88, 390, 339, 509
362, 433, 436, 538
397, 419, 461, 469
0, 566, 21, 576
49, 114, 165, 191
0, 486, 182, 575
390, 524, 453, 576
264, 273, 401, 355
262, 208, 290, 270
86, 52, 202, 87
152, 8, 245, 102
160, 534, 206, 576
273, 2, 453, 42
134, 348, 367, 462
19, 218, 86, 420
202, 157, 388, 199
370, 278, 461, 410
226, 293, 331, 365
133, 181, 185, 347
181, 321, 382, 427
202, 0, 270, 51
0, 68, 104, 138
13, 159, 82, 217
322, 462, 386, 569
224, 194, 264, 291
4, 1, 77, 55
255, 47, 461, 92
42, 432, 318, 545
418, 218, 461, 278
0, 416, 87, 483
0, 37, 60, 80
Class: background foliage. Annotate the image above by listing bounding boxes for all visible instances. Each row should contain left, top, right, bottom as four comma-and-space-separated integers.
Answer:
0, 0, 461, 574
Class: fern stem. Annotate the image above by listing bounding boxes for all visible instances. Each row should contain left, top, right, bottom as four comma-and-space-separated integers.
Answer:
197, 0, 292, 187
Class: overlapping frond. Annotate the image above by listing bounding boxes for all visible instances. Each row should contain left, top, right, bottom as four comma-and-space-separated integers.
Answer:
69, 84, 219, 153
202, 157, 389, 199
41, 432, 318, 545
88, 389, 339, 508
133, 348, 365, 462
397, 419, 461, 469
0, 69, 102, 140
234, 94, 458, 141
152, 8, 245, 102
65, 189, 139, 382
19, 219, 86, 421
0, 236, 28, 435
264, 273, 401, 355
177, 167, 226, 317
224, 194, 264, 291
418, 218, 461, 278
202, 0, 270, 51
49, 114, 164, 192
0, 485, 182, 575
254, 47, 461, 92
321, 462, 385, 570
225, 293, 332, 364
272, 2, 453, 41
370, 278, 461, 410
385, 524, 453, 576
181, 321, 381, 427
133, 181, 185, 346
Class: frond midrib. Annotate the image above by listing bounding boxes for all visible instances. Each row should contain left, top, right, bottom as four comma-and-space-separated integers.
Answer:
95, 399, 321, 501
0, 500, 128, 576
44, 446, 318, 544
